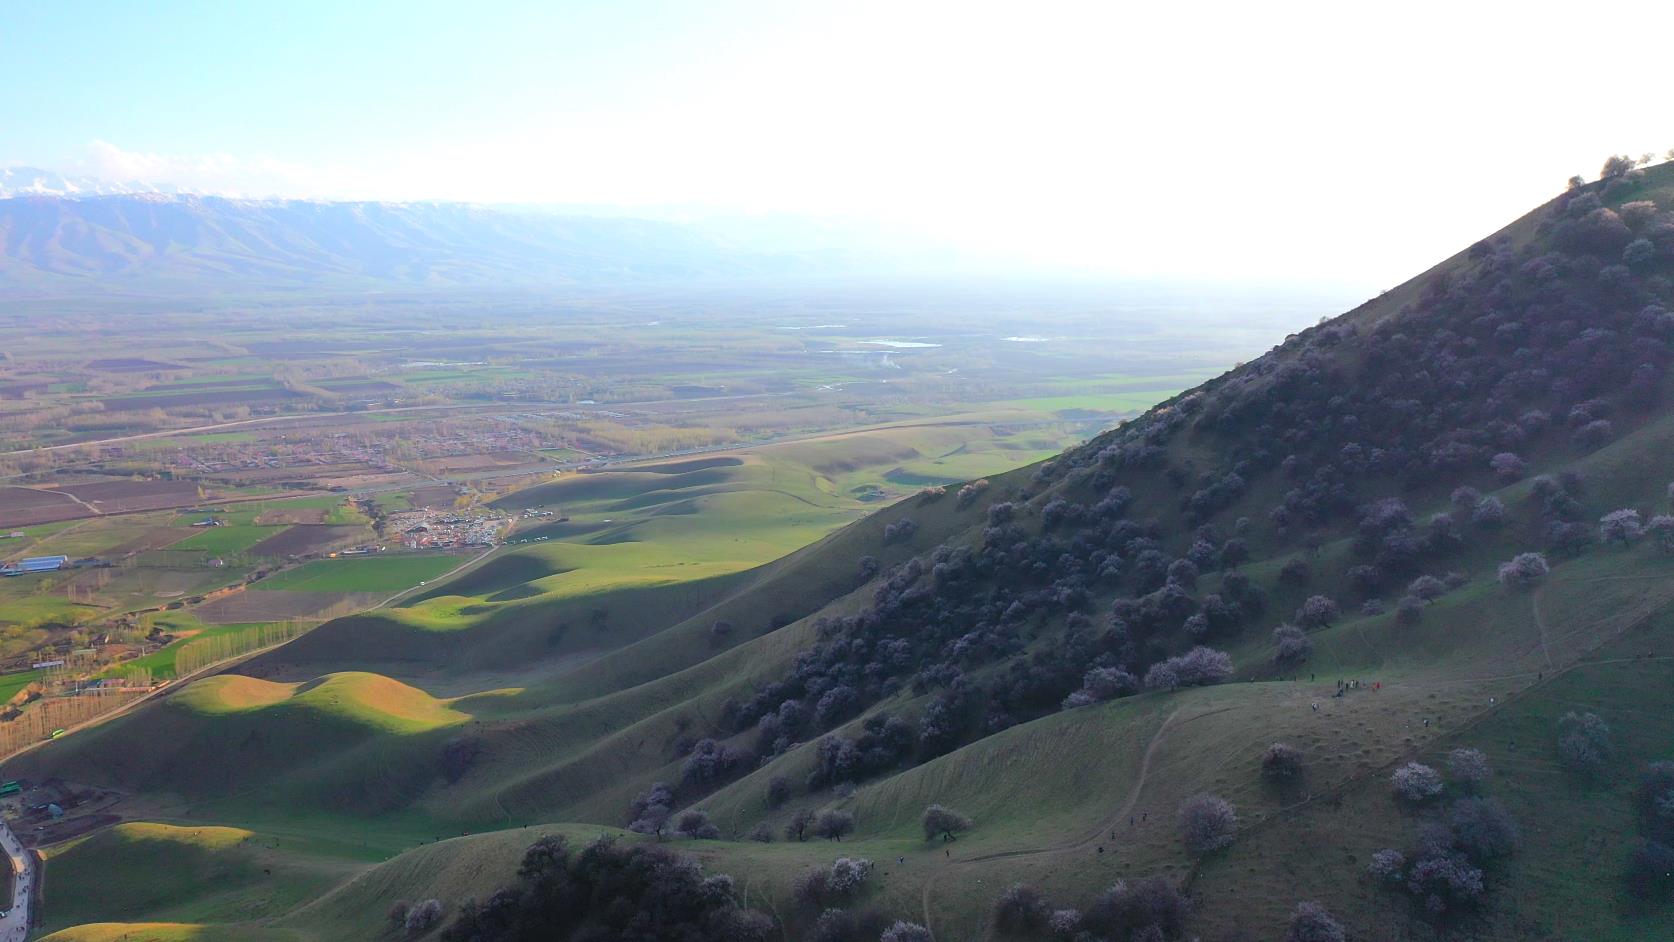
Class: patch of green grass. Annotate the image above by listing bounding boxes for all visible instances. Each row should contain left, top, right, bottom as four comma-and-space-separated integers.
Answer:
172, 525, 279, 555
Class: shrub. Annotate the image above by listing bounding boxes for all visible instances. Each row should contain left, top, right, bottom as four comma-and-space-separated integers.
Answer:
1391, 762, 1444, 803
1496, 552, 1549, 590
1262, 742, 1305, 782
388, 900, 411, 927
1278, 558, 1311, 585
1272, 624, 1312, 666
1449, 798, 1520, 861
406, 898, 443, 935
922, 803, 974, 841
1627, 839, 1674, 899
1178, 793, 1238, 854
1407, 853, 1484, 916
956, 478, 990, 509
882, 518, 918, 545
1286, 901, 1345, 942
1446, 748, 1491, 792
1471, 495, 1506, 528
993, 883, 1051, 933
1408, 574, 1447, 600
880, 921, 932, 942
1558, 711, 1612, 777
746, 822, 774, 843
1081, 876, 1187, 938
1489, 452, 1527, 482
1395, 594, 1425, 625
816, 808, 856, 841
1047, 908, 1083, 938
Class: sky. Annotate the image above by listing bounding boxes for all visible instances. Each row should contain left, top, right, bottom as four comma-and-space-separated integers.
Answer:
2, 0, 1671, 288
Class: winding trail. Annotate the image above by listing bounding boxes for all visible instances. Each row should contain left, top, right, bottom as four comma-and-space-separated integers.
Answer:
919, 705, 1226, 936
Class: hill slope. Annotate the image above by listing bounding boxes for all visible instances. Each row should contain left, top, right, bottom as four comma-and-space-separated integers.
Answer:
0, 194, 829, 293
10, 161, 1674, 941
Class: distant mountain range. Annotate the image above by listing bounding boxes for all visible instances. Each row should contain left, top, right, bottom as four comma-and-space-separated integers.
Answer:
0, 168, 872, 295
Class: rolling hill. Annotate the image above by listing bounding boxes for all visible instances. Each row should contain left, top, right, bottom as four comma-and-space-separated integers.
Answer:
11, 159, 1674, 941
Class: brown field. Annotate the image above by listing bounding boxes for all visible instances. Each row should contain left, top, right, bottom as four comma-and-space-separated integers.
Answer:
190, 588, 382, 623
249, 525, 365, 557
404, 485, 462, 509
417, 451, 535, 474
0, 486, 84, 527
63, 480, 205, 515
314, 471, 416, 490
106, 528, 194, 556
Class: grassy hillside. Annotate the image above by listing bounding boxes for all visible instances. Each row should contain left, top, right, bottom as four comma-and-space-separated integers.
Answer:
12, 161, 1674, 941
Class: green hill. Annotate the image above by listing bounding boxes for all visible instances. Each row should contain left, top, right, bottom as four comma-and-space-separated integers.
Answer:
10, 161, 1674, 940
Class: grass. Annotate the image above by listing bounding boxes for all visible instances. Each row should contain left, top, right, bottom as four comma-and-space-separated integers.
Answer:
173, 525, 282, 555
253, 554, 467, 593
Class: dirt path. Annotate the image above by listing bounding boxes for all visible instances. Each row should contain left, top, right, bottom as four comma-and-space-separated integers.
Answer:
919, 705, 1221, 937
1531, 586, 1556, 671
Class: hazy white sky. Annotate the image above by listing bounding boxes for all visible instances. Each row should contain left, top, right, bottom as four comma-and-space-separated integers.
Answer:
3, 0, 1671, 287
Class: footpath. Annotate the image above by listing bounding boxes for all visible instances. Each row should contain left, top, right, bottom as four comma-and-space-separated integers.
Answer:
0, 817, 33, 940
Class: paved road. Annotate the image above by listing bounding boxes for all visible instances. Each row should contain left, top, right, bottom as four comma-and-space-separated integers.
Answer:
0, 817, 33, 941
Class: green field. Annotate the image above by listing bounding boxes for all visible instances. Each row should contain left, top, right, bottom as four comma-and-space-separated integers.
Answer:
254, 554, 468, 593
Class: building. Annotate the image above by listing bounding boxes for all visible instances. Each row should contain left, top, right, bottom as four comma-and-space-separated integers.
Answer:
1, 555, 68, 576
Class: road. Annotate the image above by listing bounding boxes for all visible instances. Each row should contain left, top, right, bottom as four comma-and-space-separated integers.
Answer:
0, 817, 33, 940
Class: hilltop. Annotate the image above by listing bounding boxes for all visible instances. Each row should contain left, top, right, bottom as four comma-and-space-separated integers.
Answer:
9, 157, 1674, 941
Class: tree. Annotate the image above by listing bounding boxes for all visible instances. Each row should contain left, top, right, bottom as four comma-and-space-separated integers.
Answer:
1627, 839, 1674, 899
1449, 798, 1520, 861
388, 900, 411, 928
1295, 595, 1339, 629
1601, 154, 1636, 179
1446, 748, 1491, 793
1391, 762, 1444, 803
766, 775, 792, 809
1367, 848, 1405, 886
675, 809, 721, 839
1272, 624, 1312, 666
628, 782, 674, 837
1558, 711, 1612, 777
786, 808, 816, 842
1279, 558, 1311, 586
1600, 508, 1645, 545
1286, 901, 1345, 942
1489, 451, 1527, 482
1497, 552, 1549, 590
826, 856, 874, 897
993, 883, 1050, 933
815, 808, 855, 841
1648, 515, 1674, 554
1262, 742, 1305, 782
1178, 793, 1238, 854
922, 803, 973, 842
1395, 594, 1425, 625
406, 899, 444, 935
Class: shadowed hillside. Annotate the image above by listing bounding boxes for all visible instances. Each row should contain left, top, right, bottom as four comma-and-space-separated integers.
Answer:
12, 160, 1674, 941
